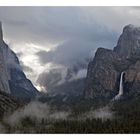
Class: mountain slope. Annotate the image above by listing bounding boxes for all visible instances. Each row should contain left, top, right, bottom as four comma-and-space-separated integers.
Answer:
0, 23, 11, 94
0, 90, 20, 117
0, 22, 39, 99
85, 24, 140, 101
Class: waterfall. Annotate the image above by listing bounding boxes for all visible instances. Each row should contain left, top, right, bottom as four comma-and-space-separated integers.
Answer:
114, 72, 124, 100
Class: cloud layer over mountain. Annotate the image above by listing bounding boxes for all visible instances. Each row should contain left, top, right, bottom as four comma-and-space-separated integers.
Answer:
0, 7, 140, 90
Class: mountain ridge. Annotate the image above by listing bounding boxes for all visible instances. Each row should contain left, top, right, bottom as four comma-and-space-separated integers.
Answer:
84, 24, 140, 101
0, 22, 39, 99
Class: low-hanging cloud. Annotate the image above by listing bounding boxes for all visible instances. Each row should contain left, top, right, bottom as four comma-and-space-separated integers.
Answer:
5, 101, 113, 127
5, 101, 70, 126
36, 38, 113, 67
71, 69, 87, 80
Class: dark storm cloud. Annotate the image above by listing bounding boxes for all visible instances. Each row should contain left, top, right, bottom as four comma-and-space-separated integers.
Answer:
0, 7, 121, 68
0, 7, 118, 46
36, 34, 117, 67
0, 7, 139, 49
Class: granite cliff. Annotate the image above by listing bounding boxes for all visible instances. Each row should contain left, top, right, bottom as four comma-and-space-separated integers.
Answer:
85, 24, 140, 100
0, 22, 39, 99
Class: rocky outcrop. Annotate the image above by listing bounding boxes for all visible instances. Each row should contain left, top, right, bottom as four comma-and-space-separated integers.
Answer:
3, 43, 39, 98
114, 24, 140, 59
0, 23, 11, 94
85, 48, 120, 99
0, 22, 39, 99
85, 24, 140, 100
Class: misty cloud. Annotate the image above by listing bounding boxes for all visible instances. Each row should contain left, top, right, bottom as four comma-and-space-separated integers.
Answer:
5, 101, 70, 126
70, 69, 87, 81
85, 106, 113, 120
36, 39, 96, 67
3, 101, 114, 131
0, 7, 140, 89
1, 7, 116, 45
36, 66, 67, 90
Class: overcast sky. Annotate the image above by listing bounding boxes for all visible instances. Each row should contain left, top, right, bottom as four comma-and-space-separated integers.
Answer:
1, 7, 140, 90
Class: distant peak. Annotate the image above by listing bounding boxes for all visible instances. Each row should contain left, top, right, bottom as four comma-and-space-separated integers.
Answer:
114, 24, 140, 59
123, 24, 140, 33
125, 24, 136, 28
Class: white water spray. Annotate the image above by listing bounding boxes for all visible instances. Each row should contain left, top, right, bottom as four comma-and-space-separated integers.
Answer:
114, 72, 124, 100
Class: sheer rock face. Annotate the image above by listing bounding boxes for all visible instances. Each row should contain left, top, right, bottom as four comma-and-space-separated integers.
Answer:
125, 61, 140, 82
114, 24, 140, 59
0, 48, 11, 93
2, 42, 39, 98
0, 23, 11, 94
124, 61, 140, 95
85, 48, 119, 99
0, 22, 38, 98
85, 24, 140, 99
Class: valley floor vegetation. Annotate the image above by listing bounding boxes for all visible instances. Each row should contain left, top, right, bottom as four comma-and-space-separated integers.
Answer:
1, 93, 140, 133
